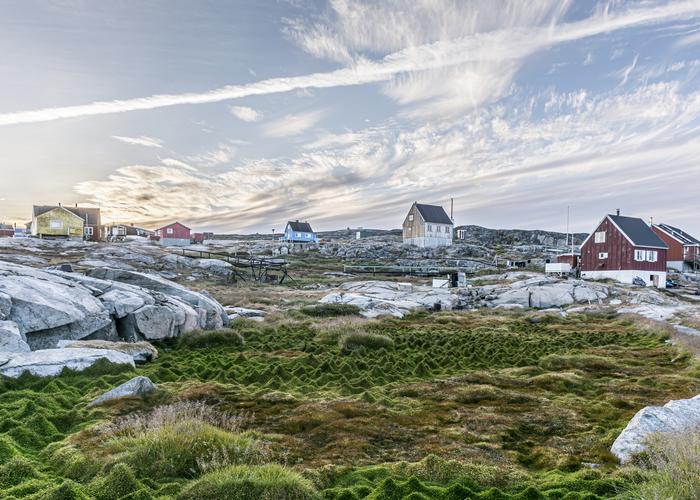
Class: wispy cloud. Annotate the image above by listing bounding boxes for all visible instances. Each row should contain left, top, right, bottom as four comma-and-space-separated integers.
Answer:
229, 105, 262, 122
111, 135, 164, 148
1, 1, 699, 126
263, 110, 325, 137
618, 54, 639, 86
186, 144, 237, 167
160, 157, 196, 171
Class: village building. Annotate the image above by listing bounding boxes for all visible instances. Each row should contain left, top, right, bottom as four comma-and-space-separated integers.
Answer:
651, 223, 700, 272
402, 202, 453, 248
281, 220, 317, 243
0, 224, 14, 238
154, 222, 191, 246
580, 213, 668, 288
31, 204, 104, 241
31, 205, 85, 240
107, 223, 154, 241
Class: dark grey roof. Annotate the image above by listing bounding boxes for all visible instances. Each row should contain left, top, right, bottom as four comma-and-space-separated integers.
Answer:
415, 203, 453, 225
0, 223, 13, 230
609, 215, 667, 248
656, 223, 700, 245
287, 221, 314, 233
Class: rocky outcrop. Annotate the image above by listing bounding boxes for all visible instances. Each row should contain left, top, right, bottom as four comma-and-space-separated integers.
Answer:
486, 278, 608, 309
0, 261, 228, 350
87, 376, 157, 407
0, 348, 134, 378
320, 281, 457, 318
57, 340, 158, 363
611, 395, 700, 463
0, 321, 30, 353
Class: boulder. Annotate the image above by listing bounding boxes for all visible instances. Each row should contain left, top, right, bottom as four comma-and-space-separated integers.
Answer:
611, 395, 700, 463
132, 305, 177, 340
99, 288, 150, 318
87, 376, 157, 407
57, 340, 158, 363
0, 320, 30, 353
0, 348, 134, 378
86, 268, 227, 329
225, 306, 267, 318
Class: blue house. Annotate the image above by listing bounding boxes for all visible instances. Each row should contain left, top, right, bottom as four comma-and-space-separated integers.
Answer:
282, 220, 317, 243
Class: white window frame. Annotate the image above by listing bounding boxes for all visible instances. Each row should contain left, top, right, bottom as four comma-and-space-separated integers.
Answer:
84, 226, 93, 236
427, 224, 433, 232
598, 252, 608, 259
646, 250, 658, 262
594, 231, 606, 243
49, 220, 63, 229
408, 214, 414, 222
167, 227, 174, 234
634, 249, 645, 262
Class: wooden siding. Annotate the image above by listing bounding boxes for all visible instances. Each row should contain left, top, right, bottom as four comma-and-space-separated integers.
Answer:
402, 204, 425, 239
652, 226, 684, 262
33, 207, 84, 238
581, 217, 666, 272
156, 222, 190, 240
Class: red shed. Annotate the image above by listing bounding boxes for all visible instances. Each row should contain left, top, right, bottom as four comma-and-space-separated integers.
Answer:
192, 232, 204, 244
652, 223, 700, 272
580, 213, 667, 288
556, 252, 580, 268
154, 222, 191, 247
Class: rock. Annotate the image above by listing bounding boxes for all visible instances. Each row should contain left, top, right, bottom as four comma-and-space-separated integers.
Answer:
57, 340, 158, 362
0, 320, 30, 353
0, 348, 134, 378
132, 305, 177, 340
86, 268, 227, 329
319, 280, 457, 318
225, 306, 266, 318
611, 395, 700, 463
99, 289, 150, 318
87, 376, 157, 407
0, 291, 11, 319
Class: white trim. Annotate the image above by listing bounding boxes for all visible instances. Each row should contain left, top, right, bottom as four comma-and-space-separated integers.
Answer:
582, 269, 666, 288
652, 224, 686, 245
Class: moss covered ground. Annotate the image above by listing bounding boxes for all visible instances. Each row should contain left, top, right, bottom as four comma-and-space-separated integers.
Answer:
1, 309, 699, 498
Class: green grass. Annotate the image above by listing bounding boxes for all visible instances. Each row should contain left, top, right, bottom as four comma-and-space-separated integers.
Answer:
178, 464, 318, 499
299, 303, 361, 317
1, 310, 699, 498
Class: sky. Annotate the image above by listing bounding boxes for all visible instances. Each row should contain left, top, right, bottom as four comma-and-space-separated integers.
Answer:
2, 0, 700, 234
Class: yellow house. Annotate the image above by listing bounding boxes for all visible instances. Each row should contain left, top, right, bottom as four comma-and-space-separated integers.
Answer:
31, 205, 84, 239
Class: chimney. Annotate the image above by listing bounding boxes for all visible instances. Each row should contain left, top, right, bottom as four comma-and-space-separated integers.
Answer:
58, 202, 62, 207
450, 198, 454, 221
75, 203, 78, 207
616, 209, 620, 216
650, 216, 654, 226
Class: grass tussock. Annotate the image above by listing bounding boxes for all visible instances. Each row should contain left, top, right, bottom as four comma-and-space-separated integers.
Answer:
300, 303, 361, 317
178, 463, 318, 500
631, 430, 700, 499
96, 401, 266, 478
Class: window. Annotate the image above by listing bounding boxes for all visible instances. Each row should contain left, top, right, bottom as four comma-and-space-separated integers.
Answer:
296, 232, 301, 238
408, 214, 414, 222
49, 220, 63, 229
84, 227, 93, 236
598, 252, 608, 259
427, 224, 433, 232
634, 249, 645, 262
594, 231, 606, 243
646, 250, 658, 262
436, 226, 441, 233
167, 227, 174, 234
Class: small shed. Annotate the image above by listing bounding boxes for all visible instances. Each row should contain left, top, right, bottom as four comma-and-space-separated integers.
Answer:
556, 252, 580, 268
0, 224, 13, 238
155, 222, 191, 247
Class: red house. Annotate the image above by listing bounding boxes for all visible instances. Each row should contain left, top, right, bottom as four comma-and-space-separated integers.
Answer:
652, 223, 700, 272
580, 213, 668, 288
154, 222, 191, 247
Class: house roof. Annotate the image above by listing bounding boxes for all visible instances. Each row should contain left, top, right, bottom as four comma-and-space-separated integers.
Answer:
655, 223, 700, 246
608, 215, 667, 249
156, 221, 190, 231
33, 205, 101, 224
415, 203, 453, 225
287, 221, 314, 233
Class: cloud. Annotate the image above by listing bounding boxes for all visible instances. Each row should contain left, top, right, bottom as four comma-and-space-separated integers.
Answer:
160, 157, 196, 171
75, 76, 700, 234
111, 135, 164, 148
1, 1, 699, 125
263, 109, 325, 137
229, 105, 262, 122
618, 54, 639, 86
186, 144, 237, 167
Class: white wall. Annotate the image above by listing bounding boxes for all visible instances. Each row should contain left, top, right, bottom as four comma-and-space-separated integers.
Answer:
581, 269, 667, 288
